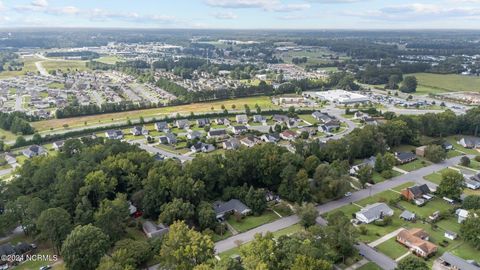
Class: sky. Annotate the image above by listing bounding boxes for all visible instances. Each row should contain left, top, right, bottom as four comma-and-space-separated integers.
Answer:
1, 0, 480, 29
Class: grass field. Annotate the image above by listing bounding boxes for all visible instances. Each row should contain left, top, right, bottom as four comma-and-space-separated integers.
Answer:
0, 56, 41, 78
32, 96, 277, 132
410, 73, 480, 94
227, 211, 279, 233
96, 55, 125, 64
0, 128, 17, 141
357, 262, 382, 270
42, 60, 88, 72
376, 238, 408, 260
396, 159, 431, 172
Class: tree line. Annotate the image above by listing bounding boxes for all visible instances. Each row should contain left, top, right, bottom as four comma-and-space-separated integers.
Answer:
0, 112, 35, 135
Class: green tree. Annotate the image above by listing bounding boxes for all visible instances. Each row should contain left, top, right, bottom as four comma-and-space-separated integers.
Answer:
400, 76, 418, 93
296, 203, 318, 228
197, 201, 217, 230
437, 170, 464, 200
159, 198, 195, 225
94, 194, 130, 243
244, 187, 267, 215
383, 152, 396, 171
374, 153, 384, 173
160, 221, 214, 270
425, 144, 447, 163
37, 208, 72, 254
61, 224, 110, 270
304, 155, 320, 177
460, 156, 471, 167
460, 213, 480, 250
324, 212, 358, 262
357, 165, 373, 188
240, 232, 277, 270
462, 195, 480, 210
290, 255, 331, 270
395, 256, 429, 270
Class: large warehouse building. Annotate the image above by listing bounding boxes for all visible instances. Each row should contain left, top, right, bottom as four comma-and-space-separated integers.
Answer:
314, 90, 369, 104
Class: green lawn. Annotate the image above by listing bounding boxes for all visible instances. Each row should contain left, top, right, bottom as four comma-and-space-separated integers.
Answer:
0, 128, 17, 141
446, 136, 480, 155
47, 82, 65, 89
398, 198, 454, 219
356, 190, 400, 207
376, 238, 409, 260
409, 73, 480, 94
298, 114, 318, 124
212, 230, 233, 242
447, 150, 463, 159
423, 168, 457, 185
397, 159, 431, 172
357, 262, 382, 270
371, 170, 402, 184
96, 55, 125, 64
218, 224, 304, 259
227, 211, 280, 233
392, 182, 415, 192
42, 60, 88, 72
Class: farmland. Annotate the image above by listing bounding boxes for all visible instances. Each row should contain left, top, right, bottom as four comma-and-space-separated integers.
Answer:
410, 73, 480, 94
32, 96, 278, 132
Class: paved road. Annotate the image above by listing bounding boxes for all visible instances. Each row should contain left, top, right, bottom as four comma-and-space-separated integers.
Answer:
128, 139, 193, 162
0, 168, 13, 177
215, 155, 469, 254
356, 243, 397, 270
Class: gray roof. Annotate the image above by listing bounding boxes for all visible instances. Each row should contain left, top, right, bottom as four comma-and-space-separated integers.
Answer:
213, 199, 251, 217
358, 203, 393, 220
440, 252, 480, 270
400, 210, 415, 220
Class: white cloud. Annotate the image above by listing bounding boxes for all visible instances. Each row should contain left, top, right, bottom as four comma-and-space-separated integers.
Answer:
31, 0, 48, 8
205, 0, 309, 12
213, 11, 238, 19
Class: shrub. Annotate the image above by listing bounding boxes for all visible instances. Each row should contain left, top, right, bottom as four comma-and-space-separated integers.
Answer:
381, 170, 393, 179
461, 156, 471, 167
475, 156, 480, 162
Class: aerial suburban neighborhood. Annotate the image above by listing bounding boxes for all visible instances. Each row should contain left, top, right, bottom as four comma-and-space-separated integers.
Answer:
2, 2, 480, 270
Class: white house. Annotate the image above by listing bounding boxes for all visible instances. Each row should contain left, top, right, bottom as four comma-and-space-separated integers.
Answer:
355, 203, 394, 224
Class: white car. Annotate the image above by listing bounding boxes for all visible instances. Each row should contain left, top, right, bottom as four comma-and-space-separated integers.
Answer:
345, 192, 352, 197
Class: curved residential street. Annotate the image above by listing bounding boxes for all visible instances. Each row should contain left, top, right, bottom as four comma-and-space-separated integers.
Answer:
214, 155, 471, 269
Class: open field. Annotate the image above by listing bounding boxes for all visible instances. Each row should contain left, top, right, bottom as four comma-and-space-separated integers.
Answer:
96, 55, 125, 64
32, 96, 278, 132
0, 128, 17, 141
409, 73, 480, 94
227, 211, 280, 233
0, 56, 41, 78
397, 159, 431, 172
42, 60, 88, 72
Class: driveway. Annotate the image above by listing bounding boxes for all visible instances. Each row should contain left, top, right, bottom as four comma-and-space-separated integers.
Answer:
128, 139, 193, 162
215, 155, 469, 255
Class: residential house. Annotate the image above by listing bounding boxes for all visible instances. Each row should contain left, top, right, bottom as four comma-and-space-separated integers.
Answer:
236, 114, 249, 124
187, 130, 202, 140
355, 203, 394, 224
280, 130, 298, 141
286, 119, 301, 129
456, 209, 470, 223
253, 115, 266, 124
401, 184, 433, 206
297, 127, 317, 136
22, 145, 47, 158
175, 119, 190, 129
319, 120, 341, 133
142, 221, 169, 238
272, 114, 289, 123
435, 252, 480, 270
396, 228, 437, 258
223, 138, 240, 150
215, 118, 231, 126
52, 141, 65, 151
311, 111, 332, 123
105, 130, 124, 140
131, 126, 148, 136
154, 121, 169, 132
191, 142, 215, 153
213, 199, 252, 220
444, 231, 458, 240
207, 129, 228, 139
240, 136, 258, 148
350, 156, 376, 175
261, 133, 280, 143
159, 133, 177, 145
458, 137, 480, 149
400, 210, 416, 221
395, 152, 417, 164
196, 118, 210, 127
231, 125, 248, 135
4, 153, 16, 165
416, 146, 427, 157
